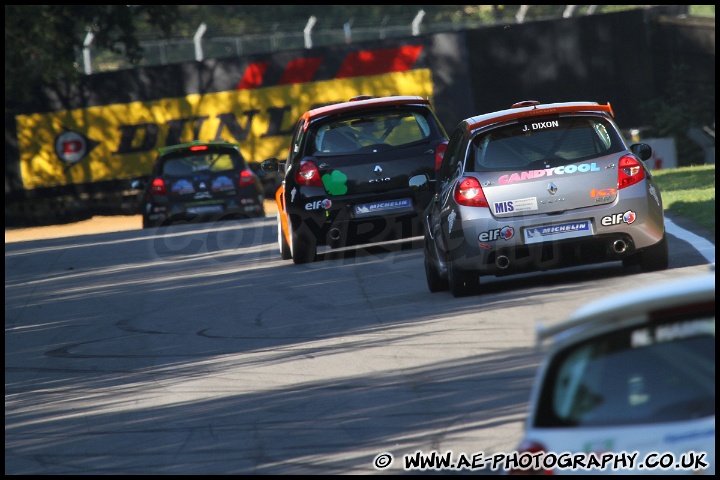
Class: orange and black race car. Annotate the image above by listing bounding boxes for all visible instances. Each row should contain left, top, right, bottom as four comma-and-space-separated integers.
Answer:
261, 95, 448, 264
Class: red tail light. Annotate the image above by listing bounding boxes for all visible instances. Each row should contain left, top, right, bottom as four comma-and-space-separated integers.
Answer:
435, 140, 449, 171
617, 154, 645, 189
150, 178, 167, 195
507, 440, 553, 475
454, 176, 489, 207
239, 169, 256, 187
295, 159, 323, 187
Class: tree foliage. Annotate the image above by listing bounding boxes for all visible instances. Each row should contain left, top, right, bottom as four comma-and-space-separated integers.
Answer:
3, 5, 508, 115
5, 4, 712, 137
641, 64, 715, 167
5, 5, 180, 114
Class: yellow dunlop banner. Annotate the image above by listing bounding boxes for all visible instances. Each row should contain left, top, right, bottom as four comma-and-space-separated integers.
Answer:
17, 69, 433, 190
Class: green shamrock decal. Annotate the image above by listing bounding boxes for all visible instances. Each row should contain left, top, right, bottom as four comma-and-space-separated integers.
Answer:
322, 170, 348, 195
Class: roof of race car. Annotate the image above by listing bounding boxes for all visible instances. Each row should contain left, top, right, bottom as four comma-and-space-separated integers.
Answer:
300, 95, 431, 127
463, 100, 615, 132
536, 272, 715, 346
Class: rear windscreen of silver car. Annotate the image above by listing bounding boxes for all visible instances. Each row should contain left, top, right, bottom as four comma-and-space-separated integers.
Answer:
471, 117, 625, 171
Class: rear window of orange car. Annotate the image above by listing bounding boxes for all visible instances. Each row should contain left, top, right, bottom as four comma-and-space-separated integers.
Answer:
309, 110, 434, 156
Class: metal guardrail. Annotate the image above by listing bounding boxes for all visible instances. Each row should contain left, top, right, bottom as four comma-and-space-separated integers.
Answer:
86, 10, 443, 73
73, 6, 712, 74
83, 6, 620, 74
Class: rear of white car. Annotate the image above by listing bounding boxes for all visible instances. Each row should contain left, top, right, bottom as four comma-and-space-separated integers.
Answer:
513, 273, 715, 475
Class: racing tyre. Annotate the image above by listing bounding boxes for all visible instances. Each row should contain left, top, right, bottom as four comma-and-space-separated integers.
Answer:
156, 217, 179, 228
448, 259, 479, 298
424, 241, 448, 292
637, 232, 669, 272
277, 213, 292, 260
142, 215, 155, 229
290, 222, 317, 265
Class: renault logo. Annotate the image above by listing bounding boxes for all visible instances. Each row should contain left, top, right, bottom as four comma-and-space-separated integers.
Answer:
374, 165, 383, 175
547, 182, 558, 195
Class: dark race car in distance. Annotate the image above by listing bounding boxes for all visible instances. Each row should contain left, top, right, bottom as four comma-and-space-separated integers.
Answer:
261, 95, 449, 264
133, 140, 265, 228
416, 100, 669, 297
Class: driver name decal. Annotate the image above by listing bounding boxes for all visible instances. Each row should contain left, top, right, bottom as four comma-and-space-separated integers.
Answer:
521, 120, 559, 132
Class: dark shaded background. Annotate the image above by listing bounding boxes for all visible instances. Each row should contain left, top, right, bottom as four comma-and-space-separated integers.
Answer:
5, 7, 714, 227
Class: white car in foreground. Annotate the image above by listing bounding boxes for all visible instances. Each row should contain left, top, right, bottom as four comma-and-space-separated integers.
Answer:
511, 270, 715, 475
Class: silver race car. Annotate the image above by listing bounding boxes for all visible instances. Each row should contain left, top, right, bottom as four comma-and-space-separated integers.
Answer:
414, 100, 668, 297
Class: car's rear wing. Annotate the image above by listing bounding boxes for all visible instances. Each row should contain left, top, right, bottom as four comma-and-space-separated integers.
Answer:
466, 101, 614, 133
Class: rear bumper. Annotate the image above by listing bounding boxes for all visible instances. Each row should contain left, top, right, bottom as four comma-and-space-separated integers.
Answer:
286, 187, 433, 247
144, 198, 264, 224
452, 233, 639, 276
443, 195, 665, 275
288, 203, 426, 247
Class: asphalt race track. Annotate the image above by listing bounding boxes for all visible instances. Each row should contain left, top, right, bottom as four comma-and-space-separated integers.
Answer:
5, 213, 715, 474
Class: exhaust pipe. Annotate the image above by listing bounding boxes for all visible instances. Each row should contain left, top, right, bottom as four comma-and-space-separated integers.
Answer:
495, 255, 510, 269
329, 228, 341, 241
613, 239, 628, 253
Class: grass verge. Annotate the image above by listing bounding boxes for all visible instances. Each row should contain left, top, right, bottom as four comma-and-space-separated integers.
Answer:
652, 164, 715, 239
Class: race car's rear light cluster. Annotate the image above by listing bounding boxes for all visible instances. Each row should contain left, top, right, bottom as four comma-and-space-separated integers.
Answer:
453, 176, 489, 207
435, 140, 449, 171
239, 169, 256, 187
150, 177, 167, 195
295, 159, 323, 187
507, 440, 553, 475
617, 154, 645, 189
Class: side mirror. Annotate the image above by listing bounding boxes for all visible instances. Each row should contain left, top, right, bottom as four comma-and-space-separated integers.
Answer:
630, 143, 652, 161
409, 174, 431, 191
248, 162, 266, 177
130, 179, 146, 190
260, 158, 280, 173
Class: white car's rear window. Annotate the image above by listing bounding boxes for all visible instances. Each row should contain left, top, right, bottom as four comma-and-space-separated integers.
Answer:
536, 315, 715, 427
